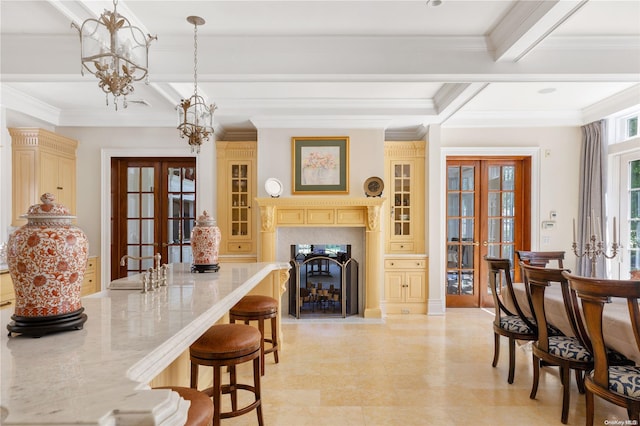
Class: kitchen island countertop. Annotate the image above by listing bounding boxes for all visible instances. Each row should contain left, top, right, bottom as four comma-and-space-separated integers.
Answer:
0, 262, 290, 425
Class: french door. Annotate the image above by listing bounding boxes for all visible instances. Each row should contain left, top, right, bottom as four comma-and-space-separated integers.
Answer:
620, 151, 640, 279
446, 157, 530, 308
111, 158, 197, 279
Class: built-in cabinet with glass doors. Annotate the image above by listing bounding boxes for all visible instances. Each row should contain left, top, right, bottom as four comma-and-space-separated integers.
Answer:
383, 141, 427, 314
216, 141, 257, 261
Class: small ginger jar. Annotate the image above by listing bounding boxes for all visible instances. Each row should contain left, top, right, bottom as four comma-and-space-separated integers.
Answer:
190, 210, 221, 273
7, 193, 88, 337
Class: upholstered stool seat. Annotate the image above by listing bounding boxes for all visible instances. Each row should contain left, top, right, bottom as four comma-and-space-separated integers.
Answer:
229, 295, 279, 376
153, 386, 214, 426
190, 323, 263, 426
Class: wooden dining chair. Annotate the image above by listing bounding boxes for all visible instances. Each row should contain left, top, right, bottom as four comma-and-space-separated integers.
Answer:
485, 257, 538, 384
563, 272, 640, 426
522, 264, 633, 424
516, 250, 565, 268
515, 250, 566, 312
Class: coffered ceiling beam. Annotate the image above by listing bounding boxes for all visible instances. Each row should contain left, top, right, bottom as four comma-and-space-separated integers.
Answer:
488, 0, 588, 62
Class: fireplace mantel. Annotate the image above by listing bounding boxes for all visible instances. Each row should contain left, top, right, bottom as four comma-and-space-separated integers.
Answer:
256, 197, 386, 318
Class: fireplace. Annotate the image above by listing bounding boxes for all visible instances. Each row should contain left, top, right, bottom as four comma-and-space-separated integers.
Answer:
256, 197, 385, 319
287, 243, 359, 318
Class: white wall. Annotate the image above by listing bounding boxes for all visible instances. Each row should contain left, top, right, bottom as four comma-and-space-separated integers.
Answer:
255, 128, 385, 198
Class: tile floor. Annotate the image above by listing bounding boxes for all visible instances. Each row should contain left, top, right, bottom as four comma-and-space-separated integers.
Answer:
213, 308, 631, 425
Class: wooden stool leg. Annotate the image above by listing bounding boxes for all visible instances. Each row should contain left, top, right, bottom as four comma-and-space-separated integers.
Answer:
258, 318, 266, 376
213, 365, 222, 426
253, 354, 264, 426
270, 316, 279, 364
230, 365, 238, 411
190, 362, 199, 389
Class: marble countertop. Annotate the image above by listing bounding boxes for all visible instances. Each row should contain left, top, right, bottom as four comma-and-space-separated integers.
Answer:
0, 262, 290, 426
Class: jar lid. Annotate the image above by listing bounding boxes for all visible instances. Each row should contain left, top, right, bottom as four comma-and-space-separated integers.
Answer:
195, 210, 216, 226
23, 193, 75, 219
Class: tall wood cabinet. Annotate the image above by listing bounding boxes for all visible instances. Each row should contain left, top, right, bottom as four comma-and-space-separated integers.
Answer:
383, 141, 428, 314
216, 141, 257, 261
9, 128, 78, 226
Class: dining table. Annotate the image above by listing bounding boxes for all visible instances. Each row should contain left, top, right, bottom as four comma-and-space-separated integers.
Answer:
508, 281, 640, 364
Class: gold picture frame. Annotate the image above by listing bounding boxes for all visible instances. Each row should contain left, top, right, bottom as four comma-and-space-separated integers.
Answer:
292, 136, 349, 194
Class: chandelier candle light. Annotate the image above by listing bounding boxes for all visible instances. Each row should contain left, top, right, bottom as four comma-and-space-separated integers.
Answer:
72, 0, 157, 110
177, 16, 217, 154
572, 212, 619, 277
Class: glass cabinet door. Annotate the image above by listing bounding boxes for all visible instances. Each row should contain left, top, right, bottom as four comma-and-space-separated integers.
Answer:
230, 162, 251, 238
392, 163, 411, 236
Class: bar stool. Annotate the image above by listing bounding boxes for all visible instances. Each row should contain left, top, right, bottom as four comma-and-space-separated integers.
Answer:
153, 386, 214, 426
229, 295, 279, 376
190, 323, 263, 426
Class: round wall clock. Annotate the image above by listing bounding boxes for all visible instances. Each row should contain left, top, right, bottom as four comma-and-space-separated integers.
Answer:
364, 176, 384, 197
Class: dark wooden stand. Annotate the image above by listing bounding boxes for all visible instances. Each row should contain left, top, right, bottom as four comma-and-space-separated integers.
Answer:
7, 308, 87, 338
191, 264, 220, 273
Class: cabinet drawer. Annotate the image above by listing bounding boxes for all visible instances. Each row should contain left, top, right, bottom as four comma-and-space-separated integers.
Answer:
81, 273, 97, 297
227, 242, 253, 253
277, 209, 304, 225
86, 258, 97, 273
389, 242, 415, 252
1, 273, 15, 302
307, 209, 334, 224
385, 259, 426, 269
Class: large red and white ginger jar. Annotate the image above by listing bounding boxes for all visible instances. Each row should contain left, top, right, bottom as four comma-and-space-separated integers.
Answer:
7, 193, 88, 336
190, 210, 221, 273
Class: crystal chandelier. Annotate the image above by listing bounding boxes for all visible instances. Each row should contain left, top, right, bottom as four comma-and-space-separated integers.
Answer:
72, 0, 156, 110
177, 16, 217, 154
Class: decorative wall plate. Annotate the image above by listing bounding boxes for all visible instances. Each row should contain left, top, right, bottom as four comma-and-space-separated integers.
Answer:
265, 178, 283, 198
364, 176, 384, 197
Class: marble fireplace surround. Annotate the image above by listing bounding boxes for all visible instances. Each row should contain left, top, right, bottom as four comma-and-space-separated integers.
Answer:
256, 197, 386, 318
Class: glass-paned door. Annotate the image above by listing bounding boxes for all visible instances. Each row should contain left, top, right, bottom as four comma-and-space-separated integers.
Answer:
111, 158, 196, 279
446, 162, 480, 307
621, 153, 640, 280
446, 157, 529, 308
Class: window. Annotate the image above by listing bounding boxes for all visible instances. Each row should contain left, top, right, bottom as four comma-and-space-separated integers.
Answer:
628, 158, 640, 279
606, 106, 640, 278
610, 110, 640, 144
628, 116, 638, 139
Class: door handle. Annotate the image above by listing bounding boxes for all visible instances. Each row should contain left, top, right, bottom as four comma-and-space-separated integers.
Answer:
482, 241, 488, 247
471, 241, 480, 246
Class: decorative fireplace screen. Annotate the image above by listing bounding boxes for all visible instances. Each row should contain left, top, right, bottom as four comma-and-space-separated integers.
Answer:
288, 244, 358, 318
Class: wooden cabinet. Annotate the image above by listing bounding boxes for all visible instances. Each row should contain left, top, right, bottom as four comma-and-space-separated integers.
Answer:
1, 272, 15, 309
216, 141, 257, 261
81, 256, 100, 296
384, 141, 425, 254
383, 141, 428, 314
9, 128, 78, 226
384, 256, 428, 314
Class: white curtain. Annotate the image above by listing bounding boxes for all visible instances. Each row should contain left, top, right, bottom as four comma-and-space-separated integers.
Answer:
576, 120, 607, 277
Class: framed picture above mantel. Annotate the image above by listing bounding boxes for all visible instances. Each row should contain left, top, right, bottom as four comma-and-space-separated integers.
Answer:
292, 136, 349, 194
